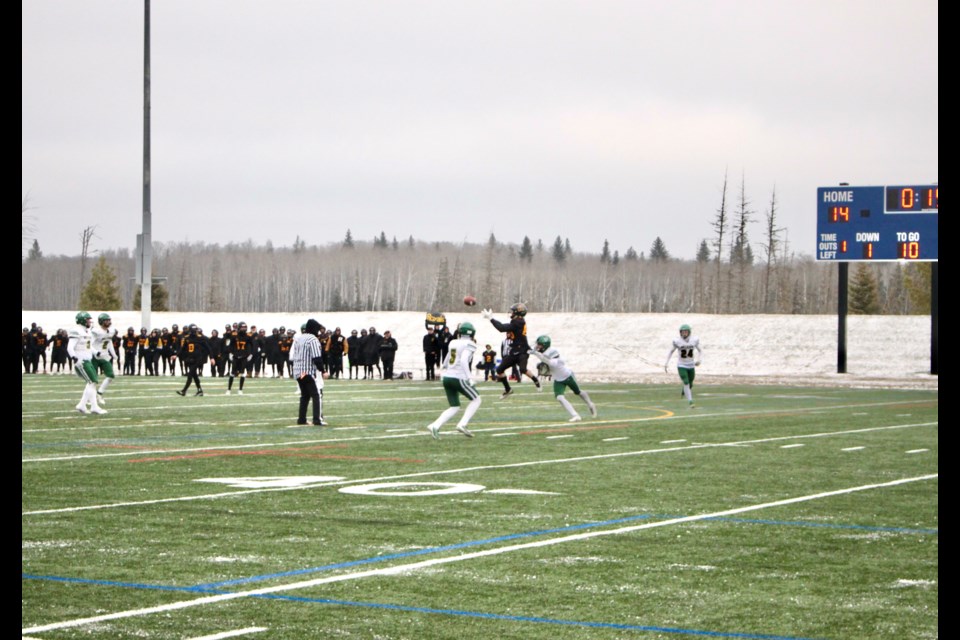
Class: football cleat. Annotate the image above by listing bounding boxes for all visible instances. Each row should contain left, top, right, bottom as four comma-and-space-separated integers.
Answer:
91, 407, 107, 415
456, 425, 474, 438
195, 390, 204, 397
97, 392, 106, 404
238, 390, 244, 396
428, 424, 440, 439
588, 401, 598, 417
225, 389, 231, 395
314, 418, 327, 426
568, 415, 582, 422
176, 390, 186, 396
500, 389, 513, 399
75, 404, 89, 414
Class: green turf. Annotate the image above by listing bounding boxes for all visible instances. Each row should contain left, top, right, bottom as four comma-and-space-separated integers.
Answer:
22, 373, 938, 639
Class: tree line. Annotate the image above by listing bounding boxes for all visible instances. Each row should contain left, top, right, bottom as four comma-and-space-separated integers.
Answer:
22, 231, 931, 315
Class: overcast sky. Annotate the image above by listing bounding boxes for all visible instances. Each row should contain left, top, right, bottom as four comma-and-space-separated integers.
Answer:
22, 1, 938, 259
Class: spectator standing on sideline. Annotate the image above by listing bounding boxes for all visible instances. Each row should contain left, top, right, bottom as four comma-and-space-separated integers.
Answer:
379, 330, 398, 380
290, 319, 327, 426
481, 344, 497, 381
347, 329, 361, 379
362, 327, 382, 379
423, 327, 440, 380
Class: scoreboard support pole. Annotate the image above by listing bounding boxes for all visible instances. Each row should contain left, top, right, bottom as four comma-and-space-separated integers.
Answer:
837, 263, 848, 374
931, 263, 938, 375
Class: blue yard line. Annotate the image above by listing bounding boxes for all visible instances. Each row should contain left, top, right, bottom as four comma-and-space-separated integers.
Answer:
195, 513, 658, 589
199, 512, 937, 590
21, 573, 197, 593
20, 574, 819, 640
250, 593, 823, 640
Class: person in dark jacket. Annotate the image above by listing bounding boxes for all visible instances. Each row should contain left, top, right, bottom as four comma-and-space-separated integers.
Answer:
378, 330, 398, 380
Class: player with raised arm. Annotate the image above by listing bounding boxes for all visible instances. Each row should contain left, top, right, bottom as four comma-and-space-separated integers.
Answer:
427, 322, 481, 439
67, 312, 106, 414
665, 324, 702, 408
480, 302, 541, 398
528, 335, 597, 422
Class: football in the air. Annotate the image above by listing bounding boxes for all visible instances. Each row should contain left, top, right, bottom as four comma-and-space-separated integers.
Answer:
463, 295, 478, 307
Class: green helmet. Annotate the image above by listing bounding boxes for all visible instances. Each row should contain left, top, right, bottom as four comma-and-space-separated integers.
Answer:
679, 324, 692, 336
459, 322, 476, 337
75, 311, 92, 326
510, 302, 528, 317
536, 335, 551, 351
98, 313, 112, 327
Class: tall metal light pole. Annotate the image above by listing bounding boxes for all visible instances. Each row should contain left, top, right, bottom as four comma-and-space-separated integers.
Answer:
139, 0, 153, 329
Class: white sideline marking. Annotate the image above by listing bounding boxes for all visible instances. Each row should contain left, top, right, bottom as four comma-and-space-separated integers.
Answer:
22, 398, 935, 463
23, 421, 938, 516
187, 627, 267, 640
602, 437, 628, 442
780, 444, 805, 449
842, 446, 865, 451
21, 473, 937, 635
906, 449, 929, 454
546, 435, 574, 440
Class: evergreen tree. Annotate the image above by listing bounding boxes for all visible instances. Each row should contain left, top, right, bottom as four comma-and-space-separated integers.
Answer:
624, 246, 639, 261
849, 263, 880, 314
79, 255, 122, 309
696, 240, 710, 262
133, 283, 169, 312
551, 236, 566, 265
903, 263, 932, 313
343, 230, 354, 249
564, 238, 573, 257
600, 240, 611, 264
28, 239, 42, 261
649, 237, 670, 262
518, 236, 534, 263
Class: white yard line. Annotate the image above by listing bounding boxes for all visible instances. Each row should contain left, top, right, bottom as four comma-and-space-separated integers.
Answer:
186, 627, 267, 640
22, 398, 934, 463
21, 473, 938, 635
23, 421, 937, 516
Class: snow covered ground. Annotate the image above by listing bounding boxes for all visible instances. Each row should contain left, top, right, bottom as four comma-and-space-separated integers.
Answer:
22, 310, 937, 391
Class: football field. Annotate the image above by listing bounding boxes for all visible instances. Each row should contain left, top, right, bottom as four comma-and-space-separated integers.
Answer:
22, 374, 938, 639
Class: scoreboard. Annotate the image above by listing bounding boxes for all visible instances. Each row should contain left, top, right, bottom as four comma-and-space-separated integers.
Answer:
816, 185, 938, 261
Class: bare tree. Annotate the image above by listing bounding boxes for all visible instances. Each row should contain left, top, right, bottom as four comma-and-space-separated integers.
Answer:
79, 225, 99, 292
711, 170, 729, 313
760, 186, 784, 312
22, 193, 36, 260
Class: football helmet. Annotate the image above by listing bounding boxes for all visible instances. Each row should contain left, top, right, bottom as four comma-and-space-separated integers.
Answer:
510, 302, 528, 318
535, 335, 551, 351
459, 322, 476, 337
76, 311, 92, 327
237, 321, 248, 333
679, 324, 692, 339
98, 313, 112, 328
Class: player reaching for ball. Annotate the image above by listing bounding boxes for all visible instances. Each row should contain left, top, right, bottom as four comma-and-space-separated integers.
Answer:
528, 335, 597, 422
480, 303, 541, 398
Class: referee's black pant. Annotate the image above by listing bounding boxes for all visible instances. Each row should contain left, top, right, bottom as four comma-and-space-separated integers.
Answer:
296, 374, 322, 425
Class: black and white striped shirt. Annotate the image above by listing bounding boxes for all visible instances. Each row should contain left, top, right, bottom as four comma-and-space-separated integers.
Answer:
290, 332, 322, 379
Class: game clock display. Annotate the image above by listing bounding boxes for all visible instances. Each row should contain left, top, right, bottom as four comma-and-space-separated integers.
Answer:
816, 185, 938, 261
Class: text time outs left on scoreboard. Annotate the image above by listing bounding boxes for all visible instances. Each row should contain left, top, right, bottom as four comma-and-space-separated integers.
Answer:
816, 185, 938, 261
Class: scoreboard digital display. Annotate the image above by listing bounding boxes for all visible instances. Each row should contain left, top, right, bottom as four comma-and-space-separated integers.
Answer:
816, 185, 938, 261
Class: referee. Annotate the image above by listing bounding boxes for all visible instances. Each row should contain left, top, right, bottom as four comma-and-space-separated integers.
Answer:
290, 319, 328, 426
